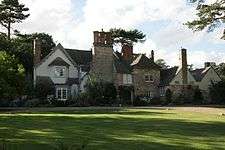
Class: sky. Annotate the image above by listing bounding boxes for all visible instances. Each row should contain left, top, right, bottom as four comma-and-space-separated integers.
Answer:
0, 0, 224, 68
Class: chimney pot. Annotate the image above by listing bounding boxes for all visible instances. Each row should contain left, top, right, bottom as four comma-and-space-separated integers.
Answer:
122, 44, 133, 63
151, 50, 154, 62
181, 48, 188, 85
33, 38, 41, 65
93, 30, 112, 46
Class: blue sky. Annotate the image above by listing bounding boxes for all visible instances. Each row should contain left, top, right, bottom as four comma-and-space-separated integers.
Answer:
0, 0, 224, 68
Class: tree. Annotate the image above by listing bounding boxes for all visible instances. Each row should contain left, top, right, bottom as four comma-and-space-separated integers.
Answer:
0, 0, 29, 40
155, 59, 169, 69
216, 63, 225, 79
165, 89, 172, 105
186, 0, 225, 39
109, 28, 146, 46
0, 51, 25, 100
209, 80, 225, 104
15, 32, 56, 59
12, 32, 55, 80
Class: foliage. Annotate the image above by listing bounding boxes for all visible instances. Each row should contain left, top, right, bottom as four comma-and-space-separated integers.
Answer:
172, 93, 186, 105
186, 0, 225, 39
0, 51, 25, 100
193, 87, 204, 104
209, 80, 225, 104
23, 99, 40, 107
12, 32, 56, 75
155, 59, 169, 69
110, 28, 146, 45
216, 63, 225, 79
118, 86, 133, 105
0, 0, 30, 39
165, 89, 173, 105
67, 93, 90, 107
9, 99, 25, 107
86, 79, 117, 106
35, 79, 55, 100
15, 32, 56, 59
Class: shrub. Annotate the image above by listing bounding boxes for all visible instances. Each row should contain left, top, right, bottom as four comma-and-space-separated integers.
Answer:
133, 96, 151, 106
67, 93, 90, 107
149, 97, 162, 105
0, 99, 10, 107
209, 80, 225, 104
24, 99, 40, 107
172, 94, 185, 105
164, 89, 172, 105
35, 78, 55, 100
193, 88, 204, 104
118, 86, 133, 105
86, 80, 117, 106
9, 99, 25, 107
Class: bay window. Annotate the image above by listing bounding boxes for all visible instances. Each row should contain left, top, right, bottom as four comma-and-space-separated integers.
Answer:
56, 88, 68, 100
123, 74, 132, 84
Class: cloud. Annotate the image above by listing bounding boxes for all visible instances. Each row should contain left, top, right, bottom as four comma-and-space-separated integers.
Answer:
0, 0, 224, 67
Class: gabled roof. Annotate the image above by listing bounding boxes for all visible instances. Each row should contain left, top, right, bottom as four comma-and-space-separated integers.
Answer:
65, 48, 92, 65
35, 44, 92, 72
48, 57, 70, 67
113, 52, 132, 74
131, 54, 161, 69
160, 66, 179, 86
34, 43, 77, 68
191, 67, 211, 82
65, 48, 92, 72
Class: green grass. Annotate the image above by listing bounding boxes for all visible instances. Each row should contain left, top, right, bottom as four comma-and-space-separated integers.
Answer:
0, 107, 225, 150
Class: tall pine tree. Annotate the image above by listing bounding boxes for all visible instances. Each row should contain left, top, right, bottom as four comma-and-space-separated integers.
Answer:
186, 0, 225, 39
0, 0, 29, 40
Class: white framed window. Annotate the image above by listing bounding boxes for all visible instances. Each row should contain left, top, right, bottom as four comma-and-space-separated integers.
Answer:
54, 66, 66, 77
147, 91, 154, 98
145, 75, 154, 83
123, 74, 132, 84
160, 87, 165, 97
56, 88, 68, 100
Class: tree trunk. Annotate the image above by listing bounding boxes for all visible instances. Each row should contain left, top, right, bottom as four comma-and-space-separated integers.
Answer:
7, 22, 11, 40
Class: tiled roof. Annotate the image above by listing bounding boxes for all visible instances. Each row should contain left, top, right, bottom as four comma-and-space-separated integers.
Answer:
48, 57, 70, 67
131, 54, 161, 69
160, 66, 179, 86
65, 48, 92, 72
65, 49, 92, 65
113, 52, 132, 74
191, 67, 210, 82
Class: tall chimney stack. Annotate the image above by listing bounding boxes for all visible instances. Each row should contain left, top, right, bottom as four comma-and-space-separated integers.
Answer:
122, 44, 133, 63
151, 50, 154, 62
181, 48, 188, 85
33, 38, 41, 65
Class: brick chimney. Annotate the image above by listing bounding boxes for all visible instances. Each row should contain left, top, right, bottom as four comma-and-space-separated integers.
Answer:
33, 38, 41, 65
181, 48, 188, 85
93, 30, 112, 47
204, 62, 216, 68
151, 50, 154, 62
91, 30, 114, 82
122, 44, 133, 62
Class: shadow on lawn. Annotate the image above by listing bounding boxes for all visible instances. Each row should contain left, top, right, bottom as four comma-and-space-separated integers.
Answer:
0, 111, 225, 150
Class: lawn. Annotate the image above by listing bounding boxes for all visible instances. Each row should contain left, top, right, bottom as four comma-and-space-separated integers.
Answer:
0, 107, 225, 150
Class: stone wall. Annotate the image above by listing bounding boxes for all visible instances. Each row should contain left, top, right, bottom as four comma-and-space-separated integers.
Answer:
91, 45, 114, 82
133, 68, 160, 97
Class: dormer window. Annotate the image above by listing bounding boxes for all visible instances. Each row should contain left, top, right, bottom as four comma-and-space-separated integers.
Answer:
55, 66, 66, 77
145, 75, 154, 83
